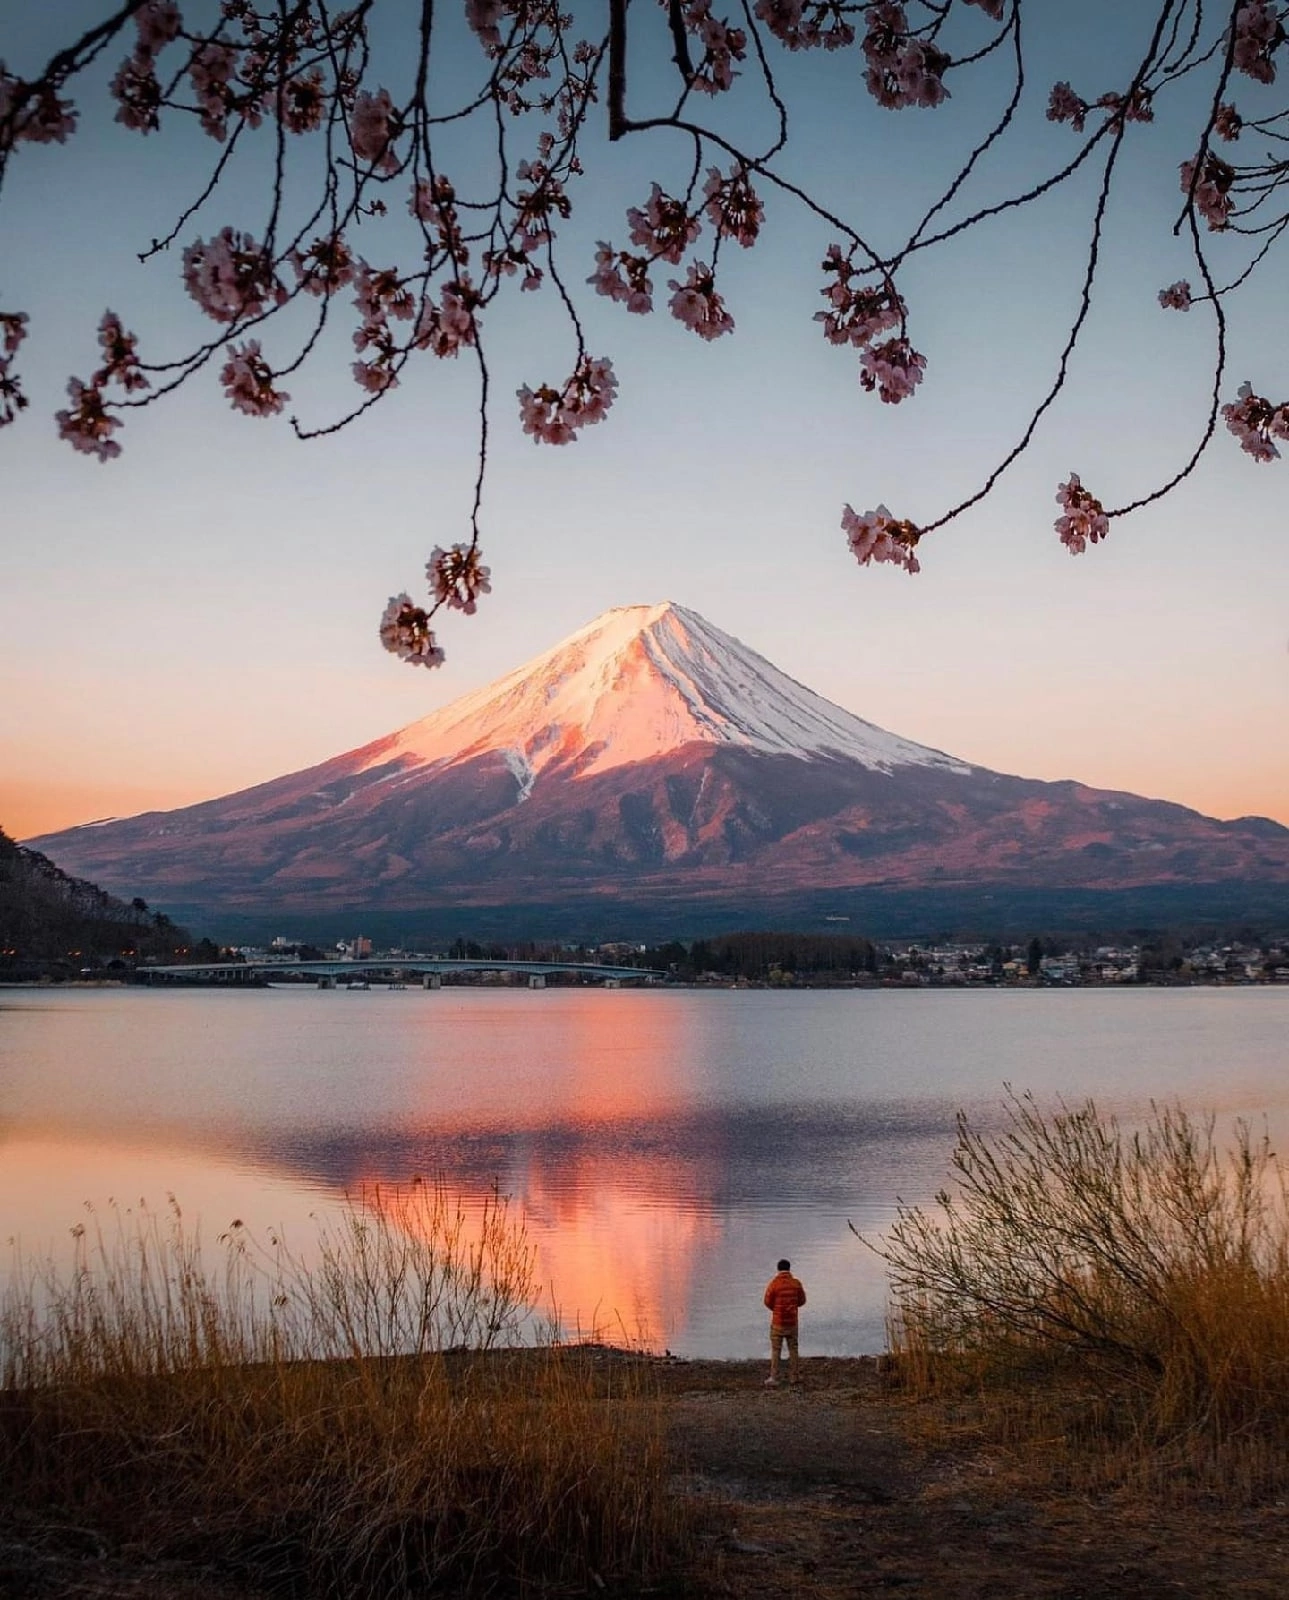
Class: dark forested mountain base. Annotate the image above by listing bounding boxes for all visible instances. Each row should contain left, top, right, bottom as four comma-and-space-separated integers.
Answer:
0, 825, 197, 977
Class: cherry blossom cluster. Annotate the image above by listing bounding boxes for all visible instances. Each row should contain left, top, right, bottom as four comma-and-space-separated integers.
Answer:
220, 340, 288, 416
1047, 80, 1154, 133
703, 166, 764, 246
860, 337, 926, 404
95, 312, 149, 394
1179, 153, 1235, 230
862, 4, 951, 111
54, 378, 123, 462
350, 88, 401, 173
668, 264, 736, 340
414, 281, 479, 360
53, 310, 151, 460
1232, 1, 1286, 84
627, 184, 702, 265
1222, 382, 1289, 462
427, 544, 492, 614
378, 595, 446, 669
816, 246, 905, 348
512, 160, 571, 259
518, 355, 617, 443
351, 264, 415, 390
410, 176, 468, 267
841, 504, 922, 574
1053, 473, 1110, 555
677, 0, 748, 96
588, 243, 654, 313
0, 310, 28, 427
0, 68, 78, 149
1214, 102, 1244, 141
753, 0, 856, 54
7, 0, 1289, 650
290, 233, 357, 298
183, 227, 287, 322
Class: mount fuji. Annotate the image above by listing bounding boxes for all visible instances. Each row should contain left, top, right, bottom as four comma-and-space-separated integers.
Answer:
29, 603, 1289, 938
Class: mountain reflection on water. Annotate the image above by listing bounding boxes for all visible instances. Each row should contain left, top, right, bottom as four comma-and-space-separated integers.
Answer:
3, 987, 1287, 1355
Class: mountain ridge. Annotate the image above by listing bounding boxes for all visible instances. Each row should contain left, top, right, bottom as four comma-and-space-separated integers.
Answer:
27, 603, 1289, 936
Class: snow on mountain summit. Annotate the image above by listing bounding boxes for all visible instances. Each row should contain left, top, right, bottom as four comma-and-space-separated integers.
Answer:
369, 602, 970, 785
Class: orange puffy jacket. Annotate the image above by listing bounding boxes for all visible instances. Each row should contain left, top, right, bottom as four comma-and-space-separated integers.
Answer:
763, 1270, 806, 1330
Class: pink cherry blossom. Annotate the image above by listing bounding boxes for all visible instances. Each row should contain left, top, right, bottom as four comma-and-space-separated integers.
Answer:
183, 228, 286, 323
353, 265, 415, 347
110, 52, 162, 133
753, 0, 854, 52
1180, 153, 1235, 229
350, 88, 402, 173
1222, 381, 1289, 461
0, 363, 25, 427
188, 42, 237, 140
681, 0, 747, 96
277, 70, 327, 135
1232, 1, 1285, 84
587, 242, 654, 313
379, 594, 446, 667
0, 310, 28, 428
860, 337, 925, 403
0, 71, 78, 147
55, 378, 122, 461
352, 357, 399, 393
668, 264, 735, 340
414, 279, 479, 357
1157, 280, 1192, 311
518, 354, 617, 443
1046, 81, 1088, 130
221, 340, 289, 416
513, 159, 571, 255
863, 6, 952, 110
816, 246, 904, 348
627, 184, 701, 265
133, 1, 182, 57
95, 311, 149, 393
464, 0, 505, 55
965, 0, 1005, 18
410, 175, 467, 262
1054, 472, 1110, 554
1214, 102, 1243, 141
703, 166, 764, 247
841, 504, 922, 574
427, 543, 492, 613
1, 310, 28, 359
291, 234, 357, 298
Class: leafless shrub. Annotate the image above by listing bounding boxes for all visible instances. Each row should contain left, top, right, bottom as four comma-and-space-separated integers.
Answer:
858, 1093, 1289, 1498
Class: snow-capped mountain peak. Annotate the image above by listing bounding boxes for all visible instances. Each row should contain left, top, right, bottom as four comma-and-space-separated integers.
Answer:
369, 601, 969, 785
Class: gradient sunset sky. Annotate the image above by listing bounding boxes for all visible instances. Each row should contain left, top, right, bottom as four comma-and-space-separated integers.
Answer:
3, 1, 1286, 844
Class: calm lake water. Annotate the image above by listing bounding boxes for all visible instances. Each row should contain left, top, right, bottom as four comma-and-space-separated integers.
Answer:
2, 985, 1287, 1356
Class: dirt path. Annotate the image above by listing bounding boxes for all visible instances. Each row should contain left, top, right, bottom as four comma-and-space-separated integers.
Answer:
659, 1358, 1289, 1599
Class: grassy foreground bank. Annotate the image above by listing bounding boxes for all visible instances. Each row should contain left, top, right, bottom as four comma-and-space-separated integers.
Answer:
4, 1100, 1289, 1597
1, 1184, 689, 1597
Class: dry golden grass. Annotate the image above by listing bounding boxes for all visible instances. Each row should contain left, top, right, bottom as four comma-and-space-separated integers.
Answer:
1, 1182, 691, 1596
866, 1095, 1289, 1502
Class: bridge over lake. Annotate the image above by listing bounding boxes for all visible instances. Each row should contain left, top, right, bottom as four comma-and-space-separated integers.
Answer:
138, 957, 663, 988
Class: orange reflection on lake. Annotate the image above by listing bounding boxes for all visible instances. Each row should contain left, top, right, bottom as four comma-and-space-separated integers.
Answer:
402, 988, 700, 1129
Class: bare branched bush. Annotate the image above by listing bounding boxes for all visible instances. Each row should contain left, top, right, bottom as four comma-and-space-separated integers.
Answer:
859, 1094, 1289, 1496
0, 1182, 686, 1596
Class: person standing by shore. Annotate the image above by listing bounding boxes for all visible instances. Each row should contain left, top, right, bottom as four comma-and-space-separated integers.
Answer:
763, 1258, 806, 1387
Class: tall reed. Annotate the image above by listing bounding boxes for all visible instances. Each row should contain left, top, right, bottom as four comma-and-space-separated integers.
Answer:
1, 1181, 686, 1595
863, 1094, 1289, 1498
